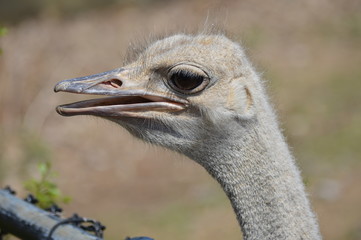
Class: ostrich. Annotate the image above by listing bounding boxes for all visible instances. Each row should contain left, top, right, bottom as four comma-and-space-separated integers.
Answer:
54, 34, 321, 240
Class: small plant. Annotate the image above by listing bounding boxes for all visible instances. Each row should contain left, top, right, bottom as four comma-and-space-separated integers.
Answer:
0, 26, 7, 55
24, 161, 71, 209
0, 27, 7, 36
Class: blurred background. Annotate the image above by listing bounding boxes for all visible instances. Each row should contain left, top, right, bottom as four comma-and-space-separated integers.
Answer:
0, 0, 360, 239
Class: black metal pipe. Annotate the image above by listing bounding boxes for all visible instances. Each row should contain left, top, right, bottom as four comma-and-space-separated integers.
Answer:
0, 189, 101, 240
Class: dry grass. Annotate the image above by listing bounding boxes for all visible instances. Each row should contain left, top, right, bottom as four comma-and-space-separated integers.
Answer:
1, 0, 361, 239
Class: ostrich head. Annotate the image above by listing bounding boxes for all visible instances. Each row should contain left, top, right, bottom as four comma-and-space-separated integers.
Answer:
55, 34, 256, 162
55, 34, 322, 240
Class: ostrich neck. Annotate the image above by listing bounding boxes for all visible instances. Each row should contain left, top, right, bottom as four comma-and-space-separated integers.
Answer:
189, 115, 321, 239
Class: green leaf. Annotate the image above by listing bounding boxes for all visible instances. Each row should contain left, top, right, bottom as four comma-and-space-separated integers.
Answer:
62, 196, 72, 204
38, 161, 50, 176
0, 27, 7, 37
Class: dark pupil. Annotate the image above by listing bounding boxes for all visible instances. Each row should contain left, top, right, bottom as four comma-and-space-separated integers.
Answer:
170, 71, 204, 91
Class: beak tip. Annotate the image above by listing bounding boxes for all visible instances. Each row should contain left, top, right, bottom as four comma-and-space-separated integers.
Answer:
54, 81, 74, 93
54, 82, 65, 93
56, 106, 66, 116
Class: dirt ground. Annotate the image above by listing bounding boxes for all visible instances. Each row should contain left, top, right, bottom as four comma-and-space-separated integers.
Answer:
1, 0, 361, 239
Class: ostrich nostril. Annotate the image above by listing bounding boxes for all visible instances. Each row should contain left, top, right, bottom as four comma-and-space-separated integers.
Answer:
103, 79, 123, 88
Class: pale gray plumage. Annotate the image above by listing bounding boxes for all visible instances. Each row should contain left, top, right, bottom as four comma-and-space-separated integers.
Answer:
55, 34, 322, 240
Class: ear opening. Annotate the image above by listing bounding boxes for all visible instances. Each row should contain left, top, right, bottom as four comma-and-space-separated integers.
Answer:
244, 86, 254, 110
241, 86, 255, 119
227, 80, 255, 120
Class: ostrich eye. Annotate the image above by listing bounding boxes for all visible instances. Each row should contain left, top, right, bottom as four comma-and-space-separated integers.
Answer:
170, 71, 203, 90
167, 65, 209, 94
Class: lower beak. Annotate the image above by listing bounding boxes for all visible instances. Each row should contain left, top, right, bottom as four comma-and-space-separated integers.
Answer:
54, 68, 187, 118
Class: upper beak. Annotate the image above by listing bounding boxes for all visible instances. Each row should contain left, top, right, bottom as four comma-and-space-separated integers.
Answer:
54, 68, 125, 94
54, 68, 187, 118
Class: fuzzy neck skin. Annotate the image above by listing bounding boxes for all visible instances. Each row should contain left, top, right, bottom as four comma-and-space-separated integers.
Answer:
185, 106, 321, 240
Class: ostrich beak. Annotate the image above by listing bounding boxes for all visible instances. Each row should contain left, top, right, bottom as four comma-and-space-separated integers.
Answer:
54, 68, 187, 118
